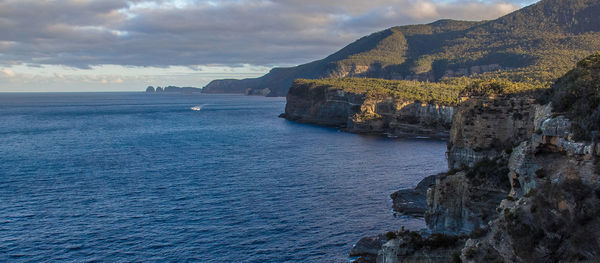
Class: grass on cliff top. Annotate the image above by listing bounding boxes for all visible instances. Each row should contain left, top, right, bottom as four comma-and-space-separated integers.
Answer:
294, 77, 548, 106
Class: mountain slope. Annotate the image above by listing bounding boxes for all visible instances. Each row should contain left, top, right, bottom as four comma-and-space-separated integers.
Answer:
203, 0, 600, 97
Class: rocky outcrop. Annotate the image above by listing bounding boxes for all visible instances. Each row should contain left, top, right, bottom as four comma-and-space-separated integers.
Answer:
353, 52, 600, 262
380, 100, 600, 262
391, 174, 439, 216
147, 86, 202, 94
424, 94, 540, 235
454, 52, 600, 262
376, 231, 466, 263
283, 81, 454, 137
350, 235, 389, 263
425, 166, 510, 235
448, 95, 540, 169
460, 114, 600, 262
368, 96, 598, 262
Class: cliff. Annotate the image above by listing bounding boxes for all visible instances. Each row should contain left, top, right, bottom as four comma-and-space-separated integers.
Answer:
353, 53, 600, 263
459, 114, 600, 262
205, 0, 600, 96
458, 52, 600, 262
447, 95, 541, 169
283, 79, 455, 137
202, 79, 259, 94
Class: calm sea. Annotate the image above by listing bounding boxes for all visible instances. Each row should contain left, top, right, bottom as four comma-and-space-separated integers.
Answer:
0, 93, 447, 262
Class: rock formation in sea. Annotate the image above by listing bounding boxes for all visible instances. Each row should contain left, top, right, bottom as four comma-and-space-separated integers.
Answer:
145, 86, 201, 94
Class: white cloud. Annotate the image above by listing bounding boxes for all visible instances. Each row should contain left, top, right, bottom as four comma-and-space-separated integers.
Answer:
1, 68, 16, 77
0, 0, 524, 68
0, 0, 532, 91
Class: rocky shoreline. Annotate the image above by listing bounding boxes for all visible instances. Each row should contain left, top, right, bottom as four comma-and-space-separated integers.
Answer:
279, 53, 600, 262
350, 92, 600, 262
281, 80, 454, 139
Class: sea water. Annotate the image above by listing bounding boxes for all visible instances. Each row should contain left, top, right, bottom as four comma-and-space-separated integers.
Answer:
0, 93, 447, 262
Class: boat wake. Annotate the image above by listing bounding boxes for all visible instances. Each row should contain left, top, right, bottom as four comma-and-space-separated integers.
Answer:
190, 105, 205, 111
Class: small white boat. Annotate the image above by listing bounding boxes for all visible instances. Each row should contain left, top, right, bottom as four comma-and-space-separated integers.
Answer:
190, 105, 203, 111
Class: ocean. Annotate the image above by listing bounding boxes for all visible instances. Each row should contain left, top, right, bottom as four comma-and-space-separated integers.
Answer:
0, 92, 448, 262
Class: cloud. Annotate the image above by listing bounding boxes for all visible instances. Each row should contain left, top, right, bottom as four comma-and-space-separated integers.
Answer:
0, 0, 525, 69
0, 68, 16, 77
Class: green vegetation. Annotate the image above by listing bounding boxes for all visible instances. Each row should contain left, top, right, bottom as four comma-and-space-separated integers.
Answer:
465, 158, 511, 190
547, 52, 600, 140
208, 0, 600, 96
294, 76, 547, 107
502, 179, 600, 261
294, 77, 466, 106
463, 79, 547, 96
464, 247, 478, 259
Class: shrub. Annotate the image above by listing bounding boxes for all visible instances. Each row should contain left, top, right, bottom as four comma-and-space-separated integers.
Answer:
535, 169, 546, 178
385, 231, 397, 240
465, 158, 511, 189
424, 234, 461, 248
451, 251, 462, 263
470, 227, 490, 239
504, 145, 513, 155
465, 247, 478, 259
447, 168, 461, 175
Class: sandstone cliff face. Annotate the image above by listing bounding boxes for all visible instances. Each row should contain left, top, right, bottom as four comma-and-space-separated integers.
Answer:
448, 96, 540, 169
372, 93, 599, 262
460, 113, 600, 263
425, 168, 509, 235
283, 82, 454, 137
284, 82, 364, 126
422, 95, 542, 235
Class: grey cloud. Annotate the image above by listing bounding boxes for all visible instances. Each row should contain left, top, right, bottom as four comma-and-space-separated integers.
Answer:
0, 0, 525, 68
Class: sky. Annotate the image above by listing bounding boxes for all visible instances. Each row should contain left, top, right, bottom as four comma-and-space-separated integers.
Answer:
0, 0, 539, 92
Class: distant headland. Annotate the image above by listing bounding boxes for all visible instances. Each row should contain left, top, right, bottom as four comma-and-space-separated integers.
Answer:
145, 86, 202, 94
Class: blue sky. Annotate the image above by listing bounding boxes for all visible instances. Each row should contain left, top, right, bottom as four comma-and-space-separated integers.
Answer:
0, 0, 539, 92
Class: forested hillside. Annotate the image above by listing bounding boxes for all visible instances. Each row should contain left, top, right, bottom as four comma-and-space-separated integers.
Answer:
204, 0, 600, 96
